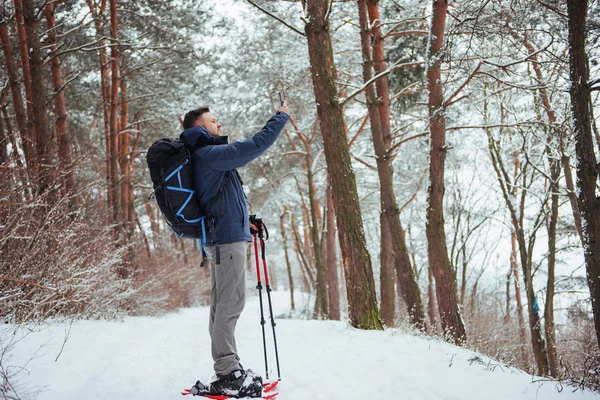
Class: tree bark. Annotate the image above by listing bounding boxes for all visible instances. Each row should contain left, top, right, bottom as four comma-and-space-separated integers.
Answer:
14, 0, 36, 171
367, 0, 391, 148
109, 0, 121, 232
425, 0, 466, 345
0, 105, 7, 165
366, 0, 425, 329
119, 67, 131, 226
87, 0, 112, 216
0, 20, 32, 170
305, 0, 381, 329
560, 141, 584, 243
325, 183, 340, 320
22, 0, 54, 199
357, 0, 394, 326
566, 0, 600, 350
45, 3, 76, 204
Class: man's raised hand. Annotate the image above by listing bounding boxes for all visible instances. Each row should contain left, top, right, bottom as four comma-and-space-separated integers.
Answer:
278, 99, 290, 116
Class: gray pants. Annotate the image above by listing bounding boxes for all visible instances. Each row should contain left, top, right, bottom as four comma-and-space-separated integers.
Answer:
206, 241, 248, 376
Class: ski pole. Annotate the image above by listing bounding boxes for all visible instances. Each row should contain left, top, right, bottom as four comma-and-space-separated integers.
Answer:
256, 218, 281, 381
250, 215, 269, 380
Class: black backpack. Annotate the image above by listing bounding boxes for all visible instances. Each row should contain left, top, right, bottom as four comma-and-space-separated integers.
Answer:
146, 138, 222, 266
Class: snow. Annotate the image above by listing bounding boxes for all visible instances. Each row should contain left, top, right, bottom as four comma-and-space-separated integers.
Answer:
5, 290, 597, 400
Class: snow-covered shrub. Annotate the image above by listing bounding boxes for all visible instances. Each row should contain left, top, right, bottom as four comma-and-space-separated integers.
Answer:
0, 174, 211, 323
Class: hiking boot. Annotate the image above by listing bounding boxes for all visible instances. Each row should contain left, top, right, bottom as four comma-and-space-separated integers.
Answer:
209, 368, 263, 398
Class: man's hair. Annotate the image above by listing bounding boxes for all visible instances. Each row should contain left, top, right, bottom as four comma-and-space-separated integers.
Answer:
182, 106, 210, 130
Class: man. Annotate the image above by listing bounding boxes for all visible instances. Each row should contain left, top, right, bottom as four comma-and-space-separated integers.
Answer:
180, 102, 289, 397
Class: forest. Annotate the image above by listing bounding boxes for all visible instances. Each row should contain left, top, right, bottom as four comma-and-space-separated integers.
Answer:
0, 0, 599, 393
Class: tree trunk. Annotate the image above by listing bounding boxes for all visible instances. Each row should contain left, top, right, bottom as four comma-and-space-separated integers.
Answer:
305, 0, 382, 329
512, 232, 530, 366
357, 0, 395, 326
119, 67, 131, 226
306, 145, 327, 317
45, 4, 76, 205
504, 269, 511, 323
560, 143, 584, 243
0, 21, 32, 170
87, 0, 112, 216
22, 0, 54, 199
517, 230, 549, 375
325, 183, 340, 320
2, 105, 29, 197
280, 211, 295, 311
145, 201, 160, 241
367, 0, 391, 148
425, 0, 466, 345
566, 0, 600, 350
366, 0, 425, 328
109, 0, 121, 232
0, 106, 7, 165
545, 160, 560, 377
14, 0, 36, 172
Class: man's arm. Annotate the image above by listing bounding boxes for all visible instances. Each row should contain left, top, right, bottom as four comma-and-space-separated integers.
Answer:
204, 112, 289, 171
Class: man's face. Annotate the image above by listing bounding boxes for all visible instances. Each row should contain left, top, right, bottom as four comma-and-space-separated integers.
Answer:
197, 112, 222, 137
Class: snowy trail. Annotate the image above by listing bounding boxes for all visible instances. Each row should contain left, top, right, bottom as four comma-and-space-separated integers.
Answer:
6, 291, 598, 400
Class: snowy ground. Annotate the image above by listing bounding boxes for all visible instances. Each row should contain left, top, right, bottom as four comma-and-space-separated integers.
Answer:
4, 290, 598, 400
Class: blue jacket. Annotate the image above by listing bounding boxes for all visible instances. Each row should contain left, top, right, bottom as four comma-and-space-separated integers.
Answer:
180, 112, 289, 245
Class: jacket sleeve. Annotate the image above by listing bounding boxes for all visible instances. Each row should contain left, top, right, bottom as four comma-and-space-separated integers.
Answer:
204, 112, 289, 171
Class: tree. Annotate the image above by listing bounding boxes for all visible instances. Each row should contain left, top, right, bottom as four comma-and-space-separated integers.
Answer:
566, 0, 600, 350
109, 0, 121, 233
425, 0, 466, 345
22, 0, 54, 201
45, 3, 77, 206
0, 16, 31, 170
304, 0, 382, 329
359, 0, 425, 329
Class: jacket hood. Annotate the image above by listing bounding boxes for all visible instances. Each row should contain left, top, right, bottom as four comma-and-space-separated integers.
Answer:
180, 126, 228, 150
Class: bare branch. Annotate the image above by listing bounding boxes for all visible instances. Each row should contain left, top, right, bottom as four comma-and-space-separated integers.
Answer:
443, 62, 482, 108
341, 61, 425, 106
246, 0, 306, 36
